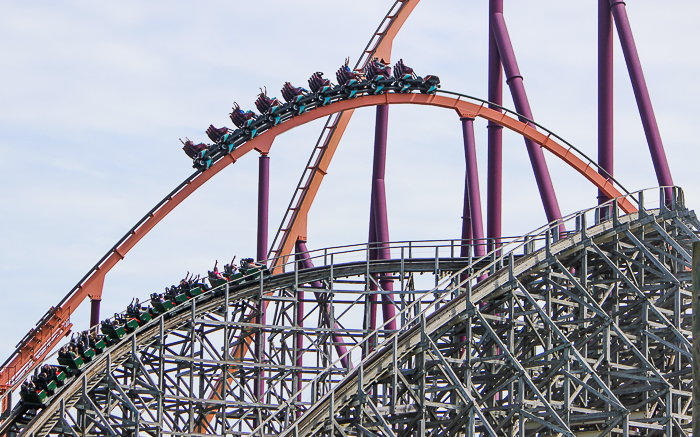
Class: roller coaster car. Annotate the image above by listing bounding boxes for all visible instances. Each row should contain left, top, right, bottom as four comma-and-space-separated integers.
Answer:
151, 293, 175, 314
19, 389, 47, 407
57, 354, 84, 372
187, 285, 204, 298
90, 337, 107, 354
101, 320, 126, 341
125, 303, 152, 327
193, 148, 214, 171
206, 125, 229, 143
81, 347, 96, 363
209, 276, 228, 288
238, 259, 271, 281
421, 75, 440, 94
32, 377, 56, 396
137, 310, 153, 325
224, 271, 243, 282
308, 72, 337, 106
124, 318, 140, 332
174, 291, 189, 304
182, 139, 207, 160
336, 63, 365, 99
255, 89, 285, 126
281, 82, 313, 115
243, 267, 271, 281
364, 58, 393, 94
392, 59, 422, 93
42, 366, 68, 388
230, 103, 263, 139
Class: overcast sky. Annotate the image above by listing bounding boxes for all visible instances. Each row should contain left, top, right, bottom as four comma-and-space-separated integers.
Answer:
1, 0, 698, 362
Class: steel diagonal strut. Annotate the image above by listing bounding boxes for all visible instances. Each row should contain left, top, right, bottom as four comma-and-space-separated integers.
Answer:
487, 0, 504, 251
491, 12, 563, 227
609, 0, 673, 191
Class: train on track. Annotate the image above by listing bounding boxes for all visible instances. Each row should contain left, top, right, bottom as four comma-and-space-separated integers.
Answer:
16, 259, 271, 418
183, 58, 440, 171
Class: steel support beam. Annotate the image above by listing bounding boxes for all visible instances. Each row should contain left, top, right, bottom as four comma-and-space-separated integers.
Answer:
491, 13, 563, 226
90, 298, 101, 328
295, 241, 351, 369
369, 105, 396, 331
487, 0, 503, 252
598, 0, 614, 206
461, 118, 485, 260
257, 154, 270, 264
609, 0, 673, 192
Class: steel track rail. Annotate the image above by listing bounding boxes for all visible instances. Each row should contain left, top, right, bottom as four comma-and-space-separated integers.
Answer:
7, 257, 471, 437
277, 207, 691, 437
12, 204, 689, 436
0, 87, 640, 402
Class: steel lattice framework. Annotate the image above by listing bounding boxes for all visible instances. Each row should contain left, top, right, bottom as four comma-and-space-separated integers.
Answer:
2, 188, 696, 436
0, 1, 693, 436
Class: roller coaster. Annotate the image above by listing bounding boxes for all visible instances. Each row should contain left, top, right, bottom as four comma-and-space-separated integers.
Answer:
0, 1, 694, 436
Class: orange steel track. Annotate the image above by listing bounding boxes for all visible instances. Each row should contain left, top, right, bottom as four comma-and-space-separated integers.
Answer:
0, 90, 637, 402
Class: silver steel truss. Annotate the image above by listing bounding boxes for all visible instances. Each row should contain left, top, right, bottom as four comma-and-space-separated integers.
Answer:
5, 187, 698, 437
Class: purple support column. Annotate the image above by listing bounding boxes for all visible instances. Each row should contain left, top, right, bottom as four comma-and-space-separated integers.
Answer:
609, 0, 673, 191
368, 105, 397, 332
366, 202, 378, 341
254, 153, 269, 409
257, 154, 270, 264
598, 0, 614, 206
90, 298, 101, 327
460, 171, 473, 258
491, 13, 563, 226
295, 241, 351, 369
461, 118, 486, 259
487, 0, 503, 252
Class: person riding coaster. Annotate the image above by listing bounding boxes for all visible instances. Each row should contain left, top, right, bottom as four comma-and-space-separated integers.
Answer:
229, 102, 262, 140
364, 58, 394, 94
394, 59, 440, 94
223, 256, 238, 279
308, 72, 337, 106
255, 87, 284, 126
281, 82, 311, 115
230, 102, 258, 128
393, 59, 422, 93
181, 138, 207, 159
336, 58, 365, 98
206, 125, 229, 143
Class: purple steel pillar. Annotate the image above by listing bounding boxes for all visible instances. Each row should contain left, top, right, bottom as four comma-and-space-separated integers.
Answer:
295, 241, 351, 369
598, 0, 614, 206
609, 0, 673, 191
90, 298, 101, 327
368, 105, 397, 331
487, 0, 503, 251
460, 172, 473, 258
366, 201, 379, 342
491, 13, 563, 226
254, 153, 269, 408
461, 118, 486, 259
257, 154, 270, 264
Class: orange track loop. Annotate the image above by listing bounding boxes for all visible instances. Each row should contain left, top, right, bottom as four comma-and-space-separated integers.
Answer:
0, 91, 636, 400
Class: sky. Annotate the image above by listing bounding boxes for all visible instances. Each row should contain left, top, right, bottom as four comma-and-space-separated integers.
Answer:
0, 0, 699, 363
